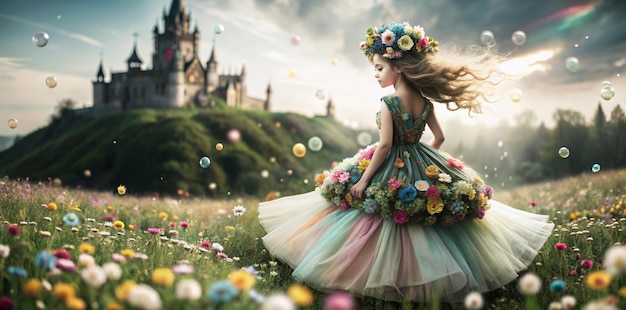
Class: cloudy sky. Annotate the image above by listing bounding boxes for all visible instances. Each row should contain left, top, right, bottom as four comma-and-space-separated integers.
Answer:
1, 0, 625, 136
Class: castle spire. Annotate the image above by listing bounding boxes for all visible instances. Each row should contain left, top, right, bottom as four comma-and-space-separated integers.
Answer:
96, 57, 105, 82
126, 32, 143, 70
208, 44, 217, 64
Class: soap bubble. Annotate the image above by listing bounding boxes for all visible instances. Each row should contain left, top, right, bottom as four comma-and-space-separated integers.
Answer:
215, 143, 223, 151
565, 57, 580, 72
558, 147, 570, 159
260, 170, 269, 178
480, 30, 495, 46
497, 141, 504, 148
602, 81, 612, 87
315, 89, 326, 100
8, 119, 18, 129
600, 85, 615, 100
32, 32, 49, 47
292, 143, 306, 157
357, 132, 372, 146
46, 76, 58, 88
591, 163, 601, 173
509, 88, 523, 102
308, 136, 323, 151
213, 24, 224, 34
208, 182, 217, 190
199, 156, 211, 168
83, 169, 91, 178
511, 30, 527, 45
291, 35, 300, 45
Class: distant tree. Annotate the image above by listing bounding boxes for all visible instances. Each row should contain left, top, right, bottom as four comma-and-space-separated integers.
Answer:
592, 102, 609, 168
608, 105, 626, 167
50, 98, 77, 123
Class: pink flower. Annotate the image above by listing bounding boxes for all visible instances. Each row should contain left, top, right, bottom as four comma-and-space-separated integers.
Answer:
580, 259, 593, 269
359, 41, 366, 49
425, 185, 440, 198
56, 258, 76, 272
339, 201, 349, 211
172, 264, 195, 275
575, 253, 581, 260
200, 241, 211, 248
100, 215, 116, 221
419, 37, 429, 48
359, 146, 376, 160
530, 200, 537, 207
568, 270, 578, 276
393, 210, 409, 225
448, 157, 464, 169
387, 177, 401, 190
329, 170, 344, 184
324, 291, 355, 310
179, 221, 190, 229
554, 242, 567, 251
53, 249, 71, 260
148, 228, 160, 235
7, 225, 19, 236
217, 252, 228, 260
475, 207, 486, 219
338, 172, 351, 184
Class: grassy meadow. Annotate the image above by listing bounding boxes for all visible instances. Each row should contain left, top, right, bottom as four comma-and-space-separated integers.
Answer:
1, 168, 626, 309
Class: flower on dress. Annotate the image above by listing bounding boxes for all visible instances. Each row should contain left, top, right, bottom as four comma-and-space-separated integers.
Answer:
387, 177, 401, 190
448, 158, 464, 169
475, 207, 486, 219
438, 173, 452, 183
338, 172, 351, 183
414, 180, 429, 191
357, 159, 370, 173
393, 210, 410, 224
425, 185, 440, 198
482, 186, 494, 199
398, 185, 418, 202
425, 165, 439, 178
427, 197, 444, 215
394, 158, 405, 168
363, 199, 379, 213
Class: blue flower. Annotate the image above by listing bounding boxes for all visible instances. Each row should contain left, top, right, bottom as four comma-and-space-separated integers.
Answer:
7, 266, 27, 278
63, 212, 80, 226
364, 199, 379, 213
451, 201, 465, 214
391, 24, 405, 36
550, 279, 566, 292
398, 185, 418, 202
35, 251, 57, 270
208, 280, 239, 303
350, 169, 361, 183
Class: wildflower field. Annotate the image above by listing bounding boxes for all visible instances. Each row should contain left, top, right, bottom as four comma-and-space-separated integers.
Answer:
1, 169, 626, 310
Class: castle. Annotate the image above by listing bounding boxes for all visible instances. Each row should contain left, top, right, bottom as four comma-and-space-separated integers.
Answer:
92, 0, 270, 111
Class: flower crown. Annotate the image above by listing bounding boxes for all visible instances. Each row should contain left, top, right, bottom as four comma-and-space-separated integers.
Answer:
360, 22, 439, 61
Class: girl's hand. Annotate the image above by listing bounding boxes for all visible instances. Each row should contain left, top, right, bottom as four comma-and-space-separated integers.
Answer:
350, 179, 368, 200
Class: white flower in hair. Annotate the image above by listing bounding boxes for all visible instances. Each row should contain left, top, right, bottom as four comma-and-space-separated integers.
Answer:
381, 30, 396, 46
397, 35, 414, 51
413, 25, 425, 38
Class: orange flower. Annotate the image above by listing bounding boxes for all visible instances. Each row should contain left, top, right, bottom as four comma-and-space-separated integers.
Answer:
345, 193, 353, 203
228, 270, 256, 291
22, 278, 42, 298
394, 157, 405, 168
53, 283, 76, 301
47, 202, 58, 211
315, 173, 327, 185
114, 280, 136, 302
287, 284, 314, 307
425, 165, 439, 178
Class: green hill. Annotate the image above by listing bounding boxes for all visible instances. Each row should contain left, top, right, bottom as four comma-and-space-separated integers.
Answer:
0, 106, 373, 197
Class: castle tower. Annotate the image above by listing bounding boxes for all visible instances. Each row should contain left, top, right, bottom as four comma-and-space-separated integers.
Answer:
264, 83, 272, 111
152, 21, 160, 71
326, 97, 335, 119
238, 63, 247, 108
126, 35, 143, 71
206, 45, 219, 93
167, 47, 185, 107
92, 58, 107, 108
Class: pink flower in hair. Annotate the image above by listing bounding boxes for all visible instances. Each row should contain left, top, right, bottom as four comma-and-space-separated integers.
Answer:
419, 37, 429, 48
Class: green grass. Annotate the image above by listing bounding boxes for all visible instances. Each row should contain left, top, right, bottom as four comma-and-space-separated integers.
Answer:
1, 169, 626, 309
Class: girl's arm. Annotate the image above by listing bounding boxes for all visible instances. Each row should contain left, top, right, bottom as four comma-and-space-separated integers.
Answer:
350, 100, 393, 199
426, 109, 445, 149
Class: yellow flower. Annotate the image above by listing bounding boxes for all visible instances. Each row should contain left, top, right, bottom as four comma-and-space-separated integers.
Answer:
173, 215, 179, 221
427, 197, 444, 215
397, 35, 414, 51
474, 176, 484, 184
53, 283, 76, 301
113, 221, 125, 230
72, 204, 81, 212
151, 268, 175, 287
47, 202, 58, 211
78, 243, 95, 255
107, 205, 114, 211
225, 225, 235, 231
468, 189, 476, 200
425, 165, 439, 179
476, 193, 487, 205
366, 36, 374, 46
128, 224, 135, 230
358, 159, 371, 173
586, 271, 612, 290
117, 185, 126, 195
287, 284, 314, 307
120, 249, 135, 259
115, 280, 136, 302
618, 287, 626, 298
228, 270, 256, 291
158, 212, 169, 220
22, 278, 42, 298
65, 296, 86, 310
105, 302, 124, 310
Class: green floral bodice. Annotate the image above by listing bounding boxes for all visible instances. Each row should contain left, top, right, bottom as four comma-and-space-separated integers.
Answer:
375, 95, 433, 145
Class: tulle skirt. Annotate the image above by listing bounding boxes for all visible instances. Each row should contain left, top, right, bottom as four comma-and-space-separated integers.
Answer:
259, 191, 553, 302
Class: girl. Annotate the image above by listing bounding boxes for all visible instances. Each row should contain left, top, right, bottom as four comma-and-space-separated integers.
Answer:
258, 22, 553, 302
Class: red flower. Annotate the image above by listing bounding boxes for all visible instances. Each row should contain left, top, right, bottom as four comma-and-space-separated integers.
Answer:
7, 225, 19, 236
530, 200, 537, 207
53, 249, 71, 260
393, 210, 409, 225
448, 158, 464, 169
575, 253, 581, 260
200, 241, 211, 248
568, 270, 577, 276
179, 221, 190, 229
580, 259, 593, 269
554, 242, 567, 251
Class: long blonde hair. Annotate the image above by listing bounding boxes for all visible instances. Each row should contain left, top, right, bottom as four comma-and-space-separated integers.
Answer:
389, 46, 506, 115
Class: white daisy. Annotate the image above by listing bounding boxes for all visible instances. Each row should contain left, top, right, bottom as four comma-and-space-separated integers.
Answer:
518, 273, 541, 296
81, 264, 107, 288
603, 245, 626, 275
127, 284, 162, 310
233, 205, 247, 217
175, 279, 202, 301
102, 262, 122, 280
463, 292, 483, 309
438, 173, 452, 183
561, 295, 577, 309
